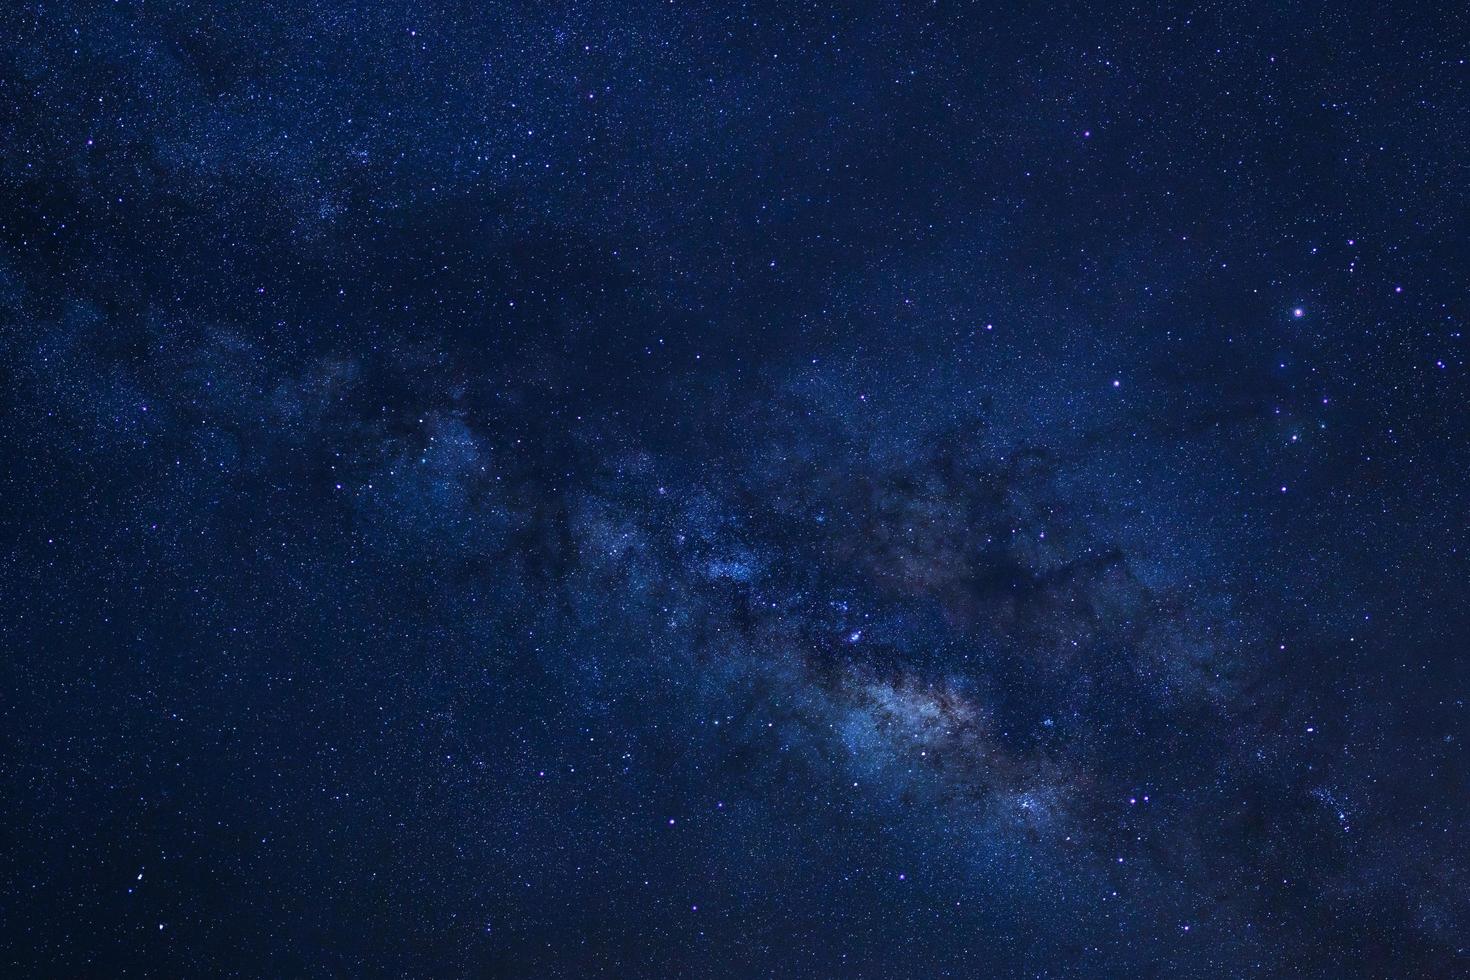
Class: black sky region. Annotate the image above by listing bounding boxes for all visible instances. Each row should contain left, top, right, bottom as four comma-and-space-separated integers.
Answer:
3, 2, 1469, 977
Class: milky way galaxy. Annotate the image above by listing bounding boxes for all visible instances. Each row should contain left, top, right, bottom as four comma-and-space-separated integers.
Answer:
3, 2, 1469, 977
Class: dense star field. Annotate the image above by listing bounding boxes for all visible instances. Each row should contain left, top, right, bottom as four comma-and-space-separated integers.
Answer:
3, 2, 1468, 976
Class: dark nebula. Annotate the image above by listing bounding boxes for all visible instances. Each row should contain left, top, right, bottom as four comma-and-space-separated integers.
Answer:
3, 2, 1468, 976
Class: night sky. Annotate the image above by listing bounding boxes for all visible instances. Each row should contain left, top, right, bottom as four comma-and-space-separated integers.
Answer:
3, 2, 1469, 977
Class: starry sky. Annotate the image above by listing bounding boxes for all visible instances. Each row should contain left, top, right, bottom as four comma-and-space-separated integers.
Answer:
3, 2, 1469, 977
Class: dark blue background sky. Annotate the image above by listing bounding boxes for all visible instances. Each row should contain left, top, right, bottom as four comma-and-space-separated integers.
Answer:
3, 2, 1468, 976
